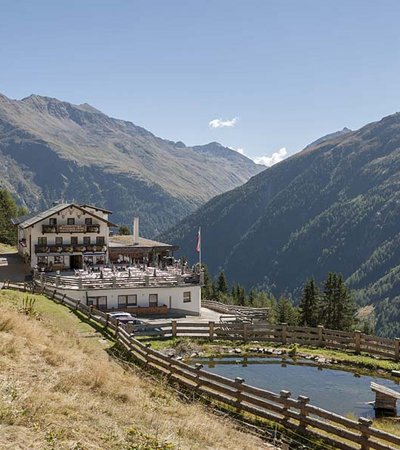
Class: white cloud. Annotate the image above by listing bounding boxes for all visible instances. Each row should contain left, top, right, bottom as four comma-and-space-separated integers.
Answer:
209, 117, 238, 128
228, 146, 246, 155
253, 147, 288, 167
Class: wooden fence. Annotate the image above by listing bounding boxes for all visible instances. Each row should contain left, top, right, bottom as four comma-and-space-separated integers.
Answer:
202, 299, 269, 322
2, 281, 400, 449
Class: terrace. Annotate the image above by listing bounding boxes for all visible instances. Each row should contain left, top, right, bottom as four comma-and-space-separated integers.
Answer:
34, 264, 202, 290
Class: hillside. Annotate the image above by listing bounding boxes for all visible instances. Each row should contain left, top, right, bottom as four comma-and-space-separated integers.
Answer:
161, 113, 400, 337
0, 289, 266, 450
0, 93, 262, 237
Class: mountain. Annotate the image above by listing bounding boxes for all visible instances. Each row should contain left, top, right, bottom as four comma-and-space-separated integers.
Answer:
0, 93, 263, 236
161, 114, 400, 337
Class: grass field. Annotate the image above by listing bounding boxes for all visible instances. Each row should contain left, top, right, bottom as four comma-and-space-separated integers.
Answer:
0, 290, 268, 450
0, 243, 16, 254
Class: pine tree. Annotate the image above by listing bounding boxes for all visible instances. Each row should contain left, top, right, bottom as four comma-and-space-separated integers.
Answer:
236, 284, 246, 306
276, 297, 299, 326
299, 278, 320, 326
0, 188, 26, 245
217, 270, 228, 296
321, 272, 356, 331
200, 264, 213, 299
248, 289, 256, 306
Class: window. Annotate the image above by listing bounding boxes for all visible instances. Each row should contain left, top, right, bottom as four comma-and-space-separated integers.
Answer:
49, 218, 57, 226
55, 237, 63, 245
67, 218, 75, 225
83, 236, 91, 245
38, 237, 47, 245
87, 296, 107, 311
85, 218, 92, 225
54, 255, 64, 264
118, 295, 137, 308
37, 256, 48, 267
183, 291, 191, 303
84, 256, 93, 266
96, 236, 105, 245
149, 294, 158, 307
70, 236, 78, 245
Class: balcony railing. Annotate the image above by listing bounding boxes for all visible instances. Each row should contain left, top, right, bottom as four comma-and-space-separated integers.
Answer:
35, 244, 107, 254
42, 224, 100, 233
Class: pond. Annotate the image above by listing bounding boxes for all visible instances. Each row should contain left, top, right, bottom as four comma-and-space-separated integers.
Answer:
191, 356, 400, 418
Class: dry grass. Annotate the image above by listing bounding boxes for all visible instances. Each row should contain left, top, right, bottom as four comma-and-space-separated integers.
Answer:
0, 290, 269, 450
0, 243, 16, 254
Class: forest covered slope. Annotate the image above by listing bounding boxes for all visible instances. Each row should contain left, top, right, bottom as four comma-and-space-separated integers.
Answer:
161, 113, 400, 337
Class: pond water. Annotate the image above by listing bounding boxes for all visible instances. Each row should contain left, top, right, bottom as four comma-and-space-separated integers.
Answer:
191, 356, 400, 417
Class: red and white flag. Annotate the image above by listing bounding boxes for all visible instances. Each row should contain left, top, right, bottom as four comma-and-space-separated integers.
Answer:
196, 227, 201, 253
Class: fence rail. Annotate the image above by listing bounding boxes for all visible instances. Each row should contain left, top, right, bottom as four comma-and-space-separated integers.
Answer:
2, 281, 400, 450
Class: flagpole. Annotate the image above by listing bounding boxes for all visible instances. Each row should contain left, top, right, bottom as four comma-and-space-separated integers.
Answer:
199, 226, 202, 269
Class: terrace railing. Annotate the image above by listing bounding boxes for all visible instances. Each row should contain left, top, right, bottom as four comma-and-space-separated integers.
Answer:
35, 271, 200, 288
42, 224, 101, 233
34, 244, 107, 254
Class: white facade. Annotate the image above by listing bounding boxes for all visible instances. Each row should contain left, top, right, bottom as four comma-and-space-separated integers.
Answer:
17, 204, 115, 270
55, 284, 201, 315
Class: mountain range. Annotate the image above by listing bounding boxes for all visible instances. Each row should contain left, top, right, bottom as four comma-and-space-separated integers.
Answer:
161, 113, 400, 337
0, 93, 263, 236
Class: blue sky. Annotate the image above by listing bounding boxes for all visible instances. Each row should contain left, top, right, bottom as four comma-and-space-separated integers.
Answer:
1, 1, 400, 165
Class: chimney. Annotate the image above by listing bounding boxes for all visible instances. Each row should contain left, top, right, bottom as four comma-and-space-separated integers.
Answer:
133, 217, 139, 245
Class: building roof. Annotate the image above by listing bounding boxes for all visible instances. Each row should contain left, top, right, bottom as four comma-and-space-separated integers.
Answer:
14, 203, 118, 229
80, 204, 113, 214
108, 234, 177, 250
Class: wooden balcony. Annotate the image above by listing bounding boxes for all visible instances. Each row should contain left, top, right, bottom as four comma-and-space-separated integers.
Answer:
35, 244, 107, 254
42, 224, 100, 233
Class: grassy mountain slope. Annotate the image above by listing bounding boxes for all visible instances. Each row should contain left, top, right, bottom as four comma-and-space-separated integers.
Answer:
0, 93, 263, 236
0, 289, 265, 450
161, 113, 400, 337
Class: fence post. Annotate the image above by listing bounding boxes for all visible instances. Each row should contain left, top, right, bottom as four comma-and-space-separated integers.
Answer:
78, 278, 83, 289
56, 275, 60, 288
195, 363, 203, 387
281, 323, 287, 345
395, 338, 400, 362
209, 321, 215, 340
280, 390, 291, 426
354, 330, 362, 354
359, 417, 372, 450
297, 395, 310, 431
115, 319, 120, 338
243, 323, 249, 342
105, 313, 110, 329
88, 305, 93, 320
75, 299, 80, 310
317, 325, 324, 347
235, 377, 245, 414
145, 275, 150, 287
172, 320, 177, 338
52, 289, 56, 299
